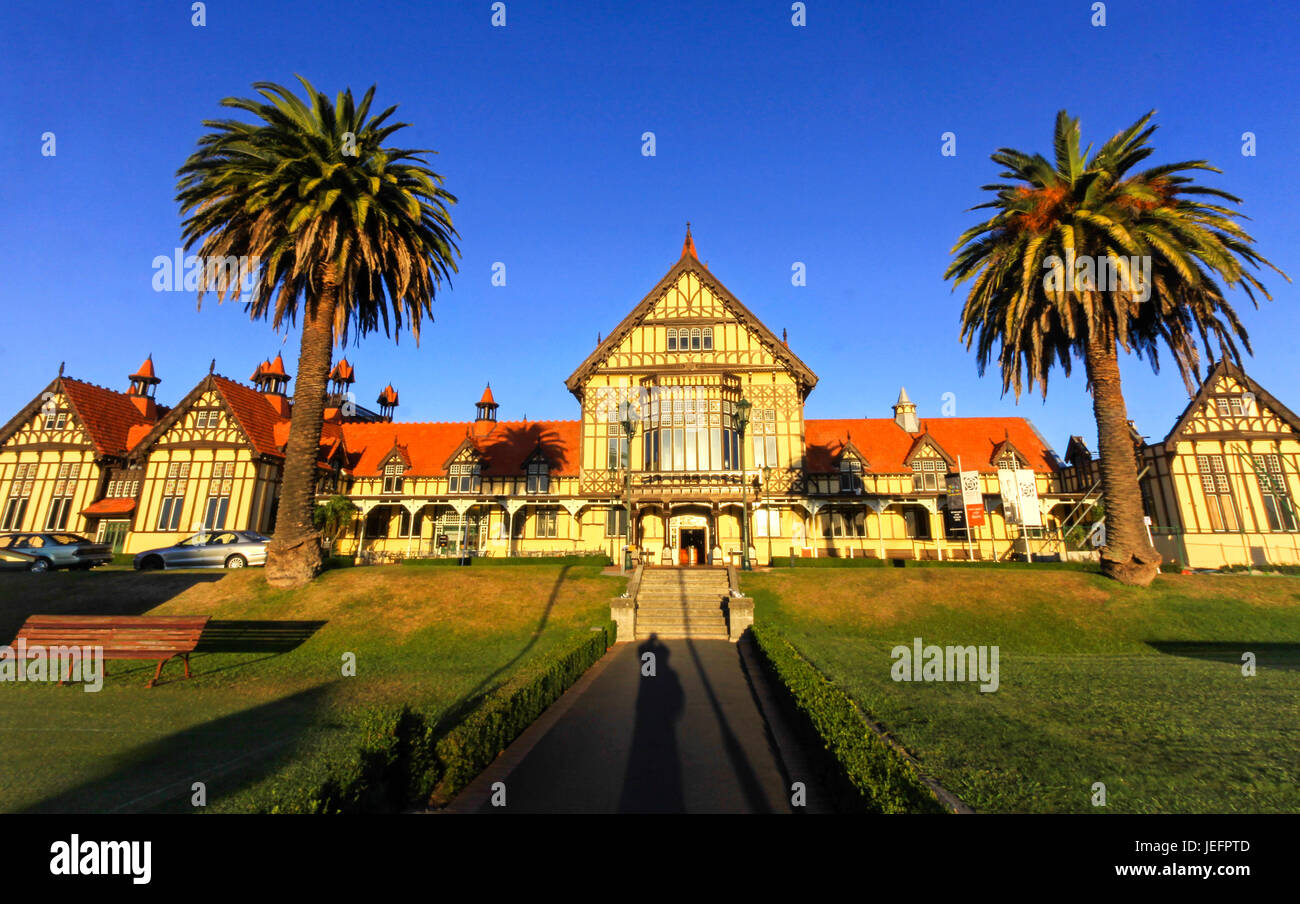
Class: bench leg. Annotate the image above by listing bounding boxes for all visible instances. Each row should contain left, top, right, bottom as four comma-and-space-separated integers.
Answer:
147, 659, 166, 689
183, 653, 191, 679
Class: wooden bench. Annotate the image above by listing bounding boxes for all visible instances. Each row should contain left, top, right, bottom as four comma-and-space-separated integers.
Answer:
12, 616, 211, 687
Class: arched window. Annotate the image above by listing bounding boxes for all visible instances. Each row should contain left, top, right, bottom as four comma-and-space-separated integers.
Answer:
703, 327, 713, 350
691, 328, 702, 350
666, 328, 677, 351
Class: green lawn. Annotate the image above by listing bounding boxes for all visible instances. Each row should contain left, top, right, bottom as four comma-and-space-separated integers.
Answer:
0, 563, 623, 813
742, 567, 1300, 813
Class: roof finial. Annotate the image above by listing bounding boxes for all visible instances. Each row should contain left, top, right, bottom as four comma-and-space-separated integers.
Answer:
209, 359, 216, 375
682, 222, 697, 259
58, 361, 65, 376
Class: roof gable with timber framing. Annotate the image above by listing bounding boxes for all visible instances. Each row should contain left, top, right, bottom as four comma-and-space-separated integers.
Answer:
1161, 359, 1300, 450
564, 229, 819, 399
0, 376, 164, 458
904, 430, 955, 469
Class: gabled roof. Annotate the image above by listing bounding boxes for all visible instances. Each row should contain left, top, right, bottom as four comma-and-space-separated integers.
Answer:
0, 376, 166, 458
1162, 358, 1300, 448
564, 234, 819, 396
904, 429, 955, 467
805, 417, 1057, 474
341, 420, 580, 477
990, 437, 1032, 468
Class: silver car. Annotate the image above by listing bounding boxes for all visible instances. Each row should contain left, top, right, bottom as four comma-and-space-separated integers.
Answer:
134, 531, 270, 570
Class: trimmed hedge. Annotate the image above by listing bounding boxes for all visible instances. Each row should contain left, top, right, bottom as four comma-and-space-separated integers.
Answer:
400, 554, 611, 567
250, 623, 615, 813
751, 623, 947, 814
775, 556, 1099, 573
1219, 563, 1300, 576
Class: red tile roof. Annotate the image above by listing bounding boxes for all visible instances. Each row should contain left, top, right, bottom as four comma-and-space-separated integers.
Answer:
83, 498, 137, 516
212, 376, 290, 458
341, 420, 580, 477
805, 417, 1057, 474
60, 378, 164, 456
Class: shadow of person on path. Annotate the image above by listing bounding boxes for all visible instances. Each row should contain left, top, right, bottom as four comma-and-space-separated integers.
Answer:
618, 633, 685, 813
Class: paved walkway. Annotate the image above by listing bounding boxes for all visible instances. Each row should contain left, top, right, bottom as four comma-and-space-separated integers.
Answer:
448, 636, 825, 814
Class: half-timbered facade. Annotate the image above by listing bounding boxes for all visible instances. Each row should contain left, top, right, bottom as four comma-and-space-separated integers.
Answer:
4, 230, 1296, 568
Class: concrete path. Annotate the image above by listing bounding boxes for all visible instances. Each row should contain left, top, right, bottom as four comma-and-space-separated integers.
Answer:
447, 636, 826, 814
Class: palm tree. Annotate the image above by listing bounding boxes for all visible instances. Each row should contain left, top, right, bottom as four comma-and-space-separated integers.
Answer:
947, 110, 1286, 586
313, 494, 360, 549
177, 77, 459, 587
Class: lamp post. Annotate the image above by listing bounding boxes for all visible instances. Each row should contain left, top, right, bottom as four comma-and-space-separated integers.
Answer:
735, 397, 752, 571
763, 465, 772, 566
619, 402, 639, 574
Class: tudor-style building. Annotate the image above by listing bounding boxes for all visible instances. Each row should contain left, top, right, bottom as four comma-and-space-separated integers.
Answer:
2, 229, 1297, 568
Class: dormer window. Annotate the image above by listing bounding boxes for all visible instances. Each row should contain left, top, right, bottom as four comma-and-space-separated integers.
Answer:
526, 459, 550, 494
911, 458, 944, 492
449, 463, 481, 494
382, 462, 405, 494
839, 457, 862, 493
997, 451, 1021, 470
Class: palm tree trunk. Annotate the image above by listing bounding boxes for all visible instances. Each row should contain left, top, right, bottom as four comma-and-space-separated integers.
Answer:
1084, 334, 1160, 586
265, 293, 336, 588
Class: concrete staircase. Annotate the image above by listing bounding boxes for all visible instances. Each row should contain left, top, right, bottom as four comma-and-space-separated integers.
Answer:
634, 568, 731, 640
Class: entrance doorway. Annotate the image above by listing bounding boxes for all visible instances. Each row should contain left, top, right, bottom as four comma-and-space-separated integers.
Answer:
96, 520, 130, 554
679, 528, 707, 566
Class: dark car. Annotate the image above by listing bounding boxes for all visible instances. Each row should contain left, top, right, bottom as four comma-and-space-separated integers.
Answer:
0, 533, 114, 572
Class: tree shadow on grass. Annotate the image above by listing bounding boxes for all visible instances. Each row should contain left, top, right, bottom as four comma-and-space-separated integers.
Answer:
1146, 641, 1300, 671
424, 565, 573, 739
19, 683, 339, 814
0, 572, 225, 640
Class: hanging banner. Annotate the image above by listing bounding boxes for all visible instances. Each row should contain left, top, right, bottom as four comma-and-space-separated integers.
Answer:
1016, 468, 1042, 527
998, 469, 1021, 525
961, 470, 986, 527
944, 476, 967, 532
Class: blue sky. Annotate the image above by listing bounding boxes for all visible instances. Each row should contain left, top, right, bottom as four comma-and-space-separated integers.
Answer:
2, 0, 1297, 455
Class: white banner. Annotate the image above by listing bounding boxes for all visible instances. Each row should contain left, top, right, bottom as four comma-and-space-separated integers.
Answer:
997, 469, 1021, 524
960, 470, 982, 508
1016, 468, 1042, 527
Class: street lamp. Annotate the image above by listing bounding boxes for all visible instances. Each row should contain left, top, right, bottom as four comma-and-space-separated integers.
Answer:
619, 401, 639, 574
735, 397, 752, 571
763, 465, 772, 566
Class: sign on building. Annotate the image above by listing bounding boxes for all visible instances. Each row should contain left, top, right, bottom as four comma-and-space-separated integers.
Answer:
998, 468, 1042, 527
961, 470, 986, 527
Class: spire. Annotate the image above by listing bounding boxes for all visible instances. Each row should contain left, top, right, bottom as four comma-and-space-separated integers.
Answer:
377, 384, 399, 421
892, 386, 918, 433
681, 222, 697, 259
128, 354, 161, 417
476, 383, 499, 423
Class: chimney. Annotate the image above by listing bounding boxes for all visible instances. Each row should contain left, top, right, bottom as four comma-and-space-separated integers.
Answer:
892, 386, 919, 433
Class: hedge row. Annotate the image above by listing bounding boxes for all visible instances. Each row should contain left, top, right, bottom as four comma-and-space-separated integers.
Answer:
252, 624, 614, 813
751, 623, 947, 814
400, 554, 612, 568
774, 556, 1099, 572
1219, 563, 1300, 576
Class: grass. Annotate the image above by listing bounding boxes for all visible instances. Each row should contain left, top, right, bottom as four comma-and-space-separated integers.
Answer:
0, 564, 623, 813
742, 568, 1300, 813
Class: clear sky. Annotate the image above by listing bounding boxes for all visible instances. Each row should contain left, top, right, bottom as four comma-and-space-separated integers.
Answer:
2, 0, 1296, 456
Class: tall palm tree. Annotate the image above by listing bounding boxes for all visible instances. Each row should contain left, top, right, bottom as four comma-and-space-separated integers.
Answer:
947, 110, 1286, 586
177, 77, 459, 587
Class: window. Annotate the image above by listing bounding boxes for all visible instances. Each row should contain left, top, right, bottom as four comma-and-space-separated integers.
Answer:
195, 409, 221, 429
702, 327, 713, 350
1253, 454, 1297, 531
820, 510, 865, 538
383, 461, 405, 494
997, 451, 1020, 470
1196, 454, 1239, 532
911, 458, 944, 492
203, 462, 234, 530
750, 409, 777, 468
606, 507, 627, 537
157, 461, 191, 531
754, 508, 780, 537
691, 328, 701, 350
526, 460, 550, 494
43, 410, 68, 431
365, 507, 391, 537
667, 328, 677, 351
607, 425, 628, 470
904, 507, 932, 539
535, 507, 558, 538
3, 463, 36, 530
449, 463, 481, 494
44, 463, 81, 530
839, 458, 863, 493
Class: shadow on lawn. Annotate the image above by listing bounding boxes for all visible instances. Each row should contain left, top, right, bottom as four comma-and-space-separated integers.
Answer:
21, 682, 339, 814
102, 620, 329, 686
1147, 641, 1300, 671
425, 565, 574, 738
0, 571, 224, 640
